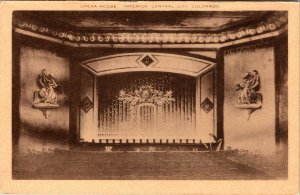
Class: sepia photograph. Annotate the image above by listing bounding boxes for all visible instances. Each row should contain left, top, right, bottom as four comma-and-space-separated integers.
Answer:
12, 9, 289, 180
0, 1, 299, 194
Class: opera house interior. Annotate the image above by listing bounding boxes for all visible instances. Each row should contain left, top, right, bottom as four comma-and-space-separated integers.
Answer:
12, 11, 288, 179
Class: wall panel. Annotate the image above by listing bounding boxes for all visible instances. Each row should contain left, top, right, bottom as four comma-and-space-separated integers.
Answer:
197, 70, 215, 142
224, 45, 276, 154
18, 46, 69, 153
80, 71, 97, 142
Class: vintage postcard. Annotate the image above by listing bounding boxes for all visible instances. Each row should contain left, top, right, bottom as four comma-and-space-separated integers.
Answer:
0, 1, 299, 194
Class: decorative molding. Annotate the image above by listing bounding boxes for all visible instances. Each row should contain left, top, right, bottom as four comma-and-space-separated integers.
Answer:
81, 53, 215, 77
224, 40, 274, 55
14, 12, 287, 45
201, 97, 214, 113
80, 96, 94, 113
136, 54, 159, 67
15, 26, 287, 49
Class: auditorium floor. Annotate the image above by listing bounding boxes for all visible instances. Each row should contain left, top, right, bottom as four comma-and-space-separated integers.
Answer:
12, 149, 288, 180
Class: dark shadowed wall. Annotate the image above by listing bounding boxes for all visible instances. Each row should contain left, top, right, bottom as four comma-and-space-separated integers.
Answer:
275, 33, 288, 147
18, 45, 70, 153
223, 44, 276, 154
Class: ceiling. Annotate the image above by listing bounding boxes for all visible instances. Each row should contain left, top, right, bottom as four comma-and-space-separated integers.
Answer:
15, 11, 271, 32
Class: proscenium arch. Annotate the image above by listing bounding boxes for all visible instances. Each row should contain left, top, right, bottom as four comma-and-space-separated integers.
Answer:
80, 52, 216, 77
79, 52, 217, 142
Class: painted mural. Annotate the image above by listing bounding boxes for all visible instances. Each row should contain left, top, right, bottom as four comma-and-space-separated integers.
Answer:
32, 69, 63, 118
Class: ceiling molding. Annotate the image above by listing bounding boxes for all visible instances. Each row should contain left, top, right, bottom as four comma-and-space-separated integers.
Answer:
14, 11, 287, 45
15, 28, 64, 44
221, 24, 287, 48
14, 24, 287, 50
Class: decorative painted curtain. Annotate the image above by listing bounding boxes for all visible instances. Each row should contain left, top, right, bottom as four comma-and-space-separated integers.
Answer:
97, 72, 196, 139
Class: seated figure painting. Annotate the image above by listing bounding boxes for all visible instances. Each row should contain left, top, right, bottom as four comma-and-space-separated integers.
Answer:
235, 70, 262, 107
33, 69, 62, 108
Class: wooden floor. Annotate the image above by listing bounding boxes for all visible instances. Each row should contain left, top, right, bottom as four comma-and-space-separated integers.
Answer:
13, 149, 287, 180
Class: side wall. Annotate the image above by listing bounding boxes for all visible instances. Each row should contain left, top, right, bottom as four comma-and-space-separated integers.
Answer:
223, 42, 276, 154
17, 44, 70, 153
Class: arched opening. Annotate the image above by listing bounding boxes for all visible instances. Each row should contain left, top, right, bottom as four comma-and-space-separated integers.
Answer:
79, 53, 216, 143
